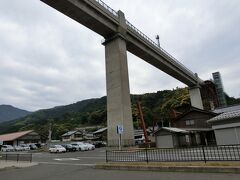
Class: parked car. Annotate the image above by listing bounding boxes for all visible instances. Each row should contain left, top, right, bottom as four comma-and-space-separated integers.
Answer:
19, 144, 31, 151
61, 144, 77, 152
14, 145, 24, 151
49, 145, 66, 153
34, 143, 42, 148
71, 142, 88, 151
28, 143, 38, 150
93, 141, 106, 148
1, 145, 14, 152
70, 143, 81, 151
84, 143, 95, 150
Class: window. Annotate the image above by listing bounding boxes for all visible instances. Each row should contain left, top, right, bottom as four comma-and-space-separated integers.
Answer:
186, 120, 194, 126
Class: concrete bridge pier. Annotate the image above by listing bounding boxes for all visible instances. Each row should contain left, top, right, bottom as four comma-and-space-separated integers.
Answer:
103, 35, 135, 147
103, 11, 134, 147
189, 86, 204, 110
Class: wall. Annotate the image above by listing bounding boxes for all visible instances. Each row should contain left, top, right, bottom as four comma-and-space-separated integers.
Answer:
214, 127, 240, 145
173, 111, 215, 128
156, 135, 174, 148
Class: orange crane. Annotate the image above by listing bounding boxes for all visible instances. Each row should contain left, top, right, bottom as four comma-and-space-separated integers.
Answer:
136, 101, 151, 145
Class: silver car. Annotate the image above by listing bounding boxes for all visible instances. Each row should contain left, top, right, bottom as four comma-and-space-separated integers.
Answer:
1, 145, 14, 152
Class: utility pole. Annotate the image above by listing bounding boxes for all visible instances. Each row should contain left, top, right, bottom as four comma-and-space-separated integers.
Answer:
156, 35, 160, 48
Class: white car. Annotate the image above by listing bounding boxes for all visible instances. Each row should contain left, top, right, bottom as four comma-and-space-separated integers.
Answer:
84, 143, 95, 150
1, 145, 14, 152
49, 145, 66, 153
71, 142, 88, 151
14, 145, 24, 151
19, 144, 31, 151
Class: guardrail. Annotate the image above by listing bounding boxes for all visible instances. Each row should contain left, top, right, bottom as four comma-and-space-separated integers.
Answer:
106, 145, 240, 163
0, 153, 32, 162
92, 0, 196, 79
93, 0, 118, 17
126, 20, 196, 77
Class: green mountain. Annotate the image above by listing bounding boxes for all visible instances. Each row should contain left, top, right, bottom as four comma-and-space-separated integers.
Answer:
0, 88, 191, 139
0, 105, 32, 123
0, 88, 239, 139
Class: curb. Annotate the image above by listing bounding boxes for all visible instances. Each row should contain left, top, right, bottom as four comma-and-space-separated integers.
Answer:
95, 164, 240, 174
0, 161, 38, 170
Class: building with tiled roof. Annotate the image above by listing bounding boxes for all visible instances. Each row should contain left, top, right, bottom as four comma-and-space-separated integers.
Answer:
208, 110, 240, 145
61, 130, 83, 142
0, 130, 41, 146
213, 104, 240, 114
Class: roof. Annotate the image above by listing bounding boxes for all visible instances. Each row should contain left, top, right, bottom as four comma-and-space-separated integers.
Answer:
156, 127, 188, 134
213, 104, 240, 113
174, 107, 217, 120
208, 110, 240, 123
155, 127, 212, 135
61, 130, 82, 137
0, 130, 33, 142
180, 128, 213, 132
61, 131, 77, 137
93, 127, 107, 134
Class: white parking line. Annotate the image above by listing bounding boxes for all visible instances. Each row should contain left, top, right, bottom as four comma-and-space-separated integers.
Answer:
38, 161, 95, 167
54, 158, 80, 161
76, 156, 105, 159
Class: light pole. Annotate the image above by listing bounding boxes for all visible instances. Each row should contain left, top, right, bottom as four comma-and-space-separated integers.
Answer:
156, 35, 160, 48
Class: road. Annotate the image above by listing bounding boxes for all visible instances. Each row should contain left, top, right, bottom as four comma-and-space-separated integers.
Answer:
0, 148, 240, 180
1, 163, 240, 180
32, 148, 106, 165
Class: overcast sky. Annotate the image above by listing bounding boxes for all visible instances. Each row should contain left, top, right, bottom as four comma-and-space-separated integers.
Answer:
0, 0, 240, 111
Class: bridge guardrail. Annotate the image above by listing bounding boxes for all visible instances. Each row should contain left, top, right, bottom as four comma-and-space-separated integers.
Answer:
126, 20, 196, 77
93, 0, 118, 17
92, 0, 197, 80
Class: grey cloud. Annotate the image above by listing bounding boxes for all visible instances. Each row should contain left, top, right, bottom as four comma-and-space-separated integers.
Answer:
0, 0, 239, 111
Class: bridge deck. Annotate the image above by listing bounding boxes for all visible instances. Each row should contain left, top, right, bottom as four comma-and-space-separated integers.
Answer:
41, 0, 203, 87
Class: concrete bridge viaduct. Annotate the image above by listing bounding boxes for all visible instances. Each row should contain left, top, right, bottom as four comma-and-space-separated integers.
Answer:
41, 0, 204, 146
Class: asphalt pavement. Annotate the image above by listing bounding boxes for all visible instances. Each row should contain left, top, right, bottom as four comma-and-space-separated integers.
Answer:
32, 148, 106, 165
1, 163, 240, 180
1, 148, 240, 180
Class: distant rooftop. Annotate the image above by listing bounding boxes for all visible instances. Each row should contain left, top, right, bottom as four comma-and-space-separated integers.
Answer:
61, 130, 82, 137
213, 104, 240, 114
0, 130, 33, 142
208, 109, 240, 123
161, 127, 188, 133
93, 127, 107, 135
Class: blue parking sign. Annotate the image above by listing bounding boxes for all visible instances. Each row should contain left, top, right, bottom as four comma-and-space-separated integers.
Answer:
117, 125, 123, 134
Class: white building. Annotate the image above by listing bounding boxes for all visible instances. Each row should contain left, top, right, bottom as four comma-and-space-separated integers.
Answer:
208, 110, 240, 145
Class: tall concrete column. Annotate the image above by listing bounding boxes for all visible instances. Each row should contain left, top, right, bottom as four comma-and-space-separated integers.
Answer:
189, 86, 204, 110
103, 34, 134, 146
102, 11, 134, 147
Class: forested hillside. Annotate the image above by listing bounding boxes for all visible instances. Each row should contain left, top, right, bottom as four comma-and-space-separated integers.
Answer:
0, 87, 238, 139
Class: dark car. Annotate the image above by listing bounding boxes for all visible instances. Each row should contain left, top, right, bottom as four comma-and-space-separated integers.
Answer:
61, 144, 77, 152
28, 143, 38, 150
93, 141, 106, 148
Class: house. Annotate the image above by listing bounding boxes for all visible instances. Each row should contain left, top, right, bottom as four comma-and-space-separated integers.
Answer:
155, 107, 218, 148
155, 127, 188, 148
92, 128, 149, 145
208, 110, 240, 145
93, 127, 107, 141
0, 130, 41, 146
61, 130, 83, 142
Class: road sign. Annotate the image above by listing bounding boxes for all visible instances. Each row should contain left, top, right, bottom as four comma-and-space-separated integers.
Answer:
117, 125, 123, 134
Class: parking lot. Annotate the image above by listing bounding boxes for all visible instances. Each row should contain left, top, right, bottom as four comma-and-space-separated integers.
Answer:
32, 147, 106, 165
1, 147, 240, 180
